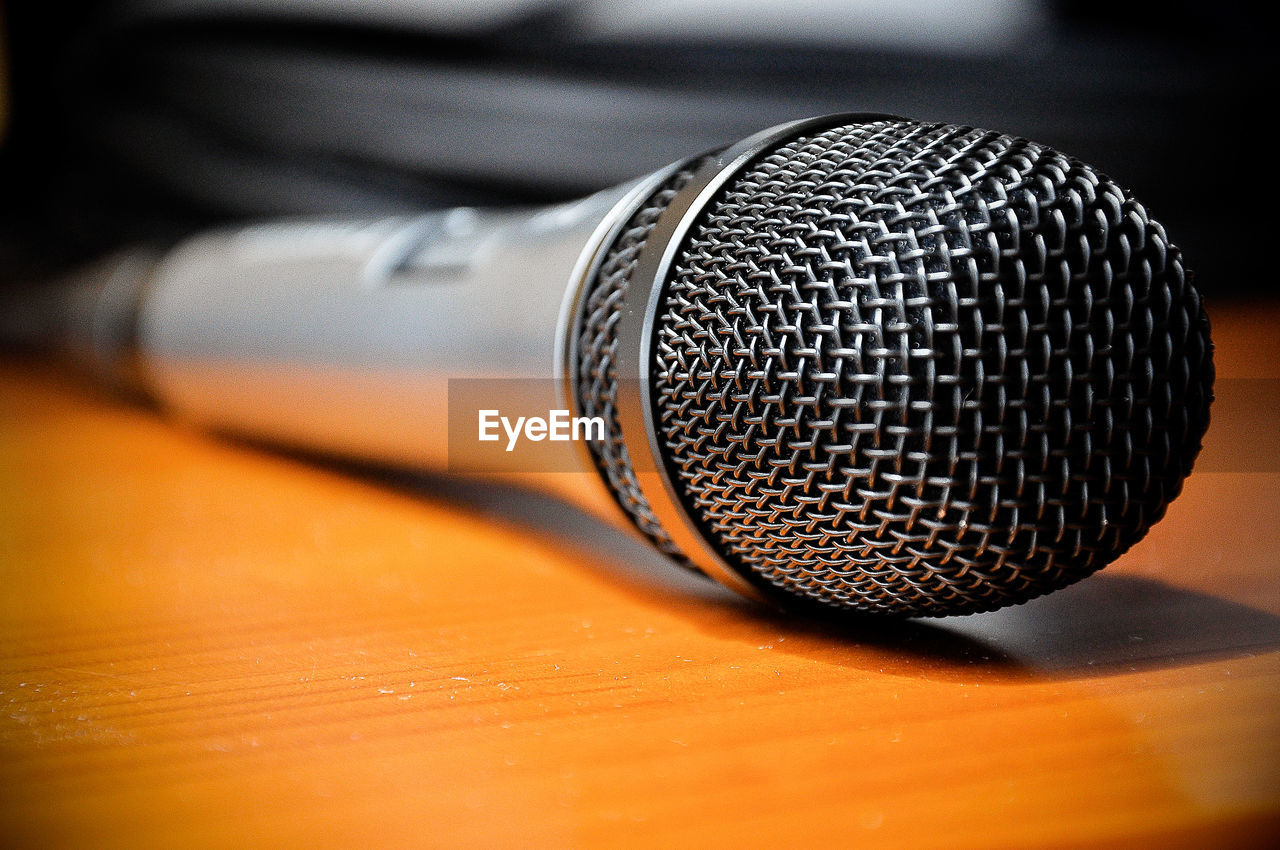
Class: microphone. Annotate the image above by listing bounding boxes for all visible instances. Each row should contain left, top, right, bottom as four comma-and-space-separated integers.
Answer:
16, 114, 1214, 618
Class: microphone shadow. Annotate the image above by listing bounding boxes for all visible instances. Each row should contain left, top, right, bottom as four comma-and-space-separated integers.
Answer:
245, 442, 1280, 683
940, 574, 1280, 678
677, 573, 1280, 682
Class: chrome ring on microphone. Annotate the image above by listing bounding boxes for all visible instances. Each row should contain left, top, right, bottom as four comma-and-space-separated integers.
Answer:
586, 113, 902, 604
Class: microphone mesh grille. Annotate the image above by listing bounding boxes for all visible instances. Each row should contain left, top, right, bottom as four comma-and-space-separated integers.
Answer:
575, 163, 704, 566
653, 120, 1212, 615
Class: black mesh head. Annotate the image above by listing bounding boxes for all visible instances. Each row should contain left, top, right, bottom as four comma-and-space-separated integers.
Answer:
577, 118, 1213, 617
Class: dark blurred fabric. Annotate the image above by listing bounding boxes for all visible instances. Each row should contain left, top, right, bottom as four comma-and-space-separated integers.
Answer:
0, 1, 1269, 294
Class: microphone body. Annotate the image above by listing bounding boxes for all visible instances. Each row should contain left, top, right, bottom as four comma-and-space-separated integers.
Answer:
137, 180, 650, 483
130, 174, 671, 539
17, 115, 1213, 617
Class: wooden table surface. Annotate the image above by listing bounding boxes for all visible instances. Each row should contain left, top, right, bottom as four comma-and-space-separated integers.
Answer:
2, 298, 1278, 849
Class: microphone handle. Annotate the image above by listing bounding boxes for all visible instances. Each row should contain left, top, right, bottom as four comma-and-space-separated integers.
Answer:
92, 176, 664, 523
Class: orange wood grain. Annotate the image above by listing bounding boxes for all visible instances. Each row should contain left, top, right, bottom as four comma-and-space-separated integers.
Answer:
1, 298, 1278, 849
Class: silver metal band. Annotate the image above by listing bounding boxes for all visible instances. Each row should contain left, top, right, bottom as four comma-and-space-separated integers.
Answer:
608, 113, 902, 601
558, 113, 901, 601
555, 160, 691, 532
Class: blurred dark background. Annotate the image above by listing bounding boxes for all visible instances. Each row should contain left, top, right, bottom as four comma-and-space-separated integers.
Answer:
0, 0, 1270, 294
